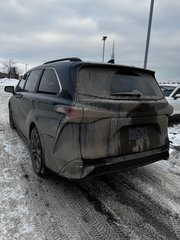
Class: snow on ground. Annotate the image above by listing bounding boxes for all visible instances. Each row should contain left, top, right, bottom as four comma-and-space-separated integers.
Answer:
0, 80, 180, 240
0, 77, 19, 87
169, 123, 180, 148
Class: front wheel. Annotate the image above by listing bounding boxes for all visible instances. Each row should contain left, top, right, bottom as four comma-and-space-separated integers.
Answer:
30, 127, 45, 176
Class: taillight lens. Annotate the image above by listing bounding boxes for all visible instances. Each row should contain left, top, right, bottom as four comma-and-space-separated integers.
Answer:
54, 105, 83, 121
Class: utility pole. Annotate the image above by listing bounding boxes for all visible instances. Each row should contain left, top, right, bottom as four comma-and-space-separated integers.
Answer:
102, 36, 107, 62
111, 40, 115, 62
108, 40, 115, 64
25, 63, 28, 72
144, 0, 154, 69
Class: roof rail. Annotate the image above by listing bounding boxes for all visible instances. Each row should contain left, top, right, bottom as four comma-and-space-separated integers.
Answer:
43, 57, 82, 65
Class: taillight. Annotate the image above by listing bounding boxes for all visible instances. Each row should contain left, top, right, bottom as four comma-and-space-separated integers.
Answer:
54, 105, 83, 121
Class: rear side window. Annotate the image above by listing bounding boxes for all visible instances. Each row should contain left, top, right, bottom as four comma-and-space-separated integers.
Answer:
77, 67, 163, 100
38, 68, 60, 94
24, 70, 42, 92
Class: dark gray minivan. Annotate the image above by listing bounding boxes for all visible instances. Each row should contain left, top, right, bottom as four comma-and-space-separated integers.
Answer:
4, 58, 173, 179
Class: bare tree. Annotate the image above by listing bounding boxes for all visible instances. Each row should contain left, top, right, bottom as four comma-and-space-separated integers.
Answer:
0, 58, 20, 78
0, 58, 17, 73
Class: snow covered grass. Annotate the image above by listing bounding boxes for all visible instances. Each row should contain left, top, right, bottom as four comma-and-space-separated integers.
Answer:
0, 78, 19, 87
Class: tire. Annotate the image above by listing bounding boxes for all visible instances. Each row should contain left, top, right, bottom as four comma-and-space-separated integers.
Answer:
9, 106, 15, 129
30, 127, 45, 176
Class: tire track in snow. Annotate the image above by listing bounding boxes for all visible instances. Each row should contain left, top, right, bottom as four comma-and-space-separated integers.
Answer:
170, 214, 180, 239
19, 164, 70, 240
102, 171, 179, 240
41, 175, 120, 240
79, 177, 167, 240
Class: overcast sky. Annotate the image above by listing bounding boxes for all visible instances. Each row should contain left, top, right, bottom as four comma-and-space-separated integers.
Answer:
0, 0, 180, 82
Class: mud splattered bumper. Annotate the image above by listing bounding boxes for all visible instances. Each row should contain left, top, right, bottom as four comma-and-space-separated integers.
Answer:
84, 147, 169, 179
59, 144, 169, 179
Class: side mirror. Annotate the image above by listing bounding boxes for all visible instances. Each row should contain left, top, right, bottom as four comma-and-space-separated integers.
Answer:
4, 86, 15, 94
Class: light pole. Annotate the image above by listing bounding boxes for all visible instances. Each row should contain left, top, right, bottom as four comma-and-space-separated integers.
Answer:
25, 63, 28, 72
144, 0, 154, 69
102, 36, 107, 62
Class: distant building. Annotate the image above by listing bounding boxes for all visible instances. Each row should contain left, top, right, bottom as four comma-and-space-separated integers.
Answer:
0, 71, 19, 79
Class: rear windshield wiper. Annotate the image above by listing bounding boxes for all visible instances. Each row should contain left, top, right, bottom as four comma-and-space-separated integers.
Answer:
111, 91, 142, 97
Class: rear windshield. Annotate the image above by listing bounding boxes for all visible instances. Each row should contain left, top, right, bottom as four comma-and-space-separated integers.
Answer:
77, 67, 163, 100
159, 85, 176, 97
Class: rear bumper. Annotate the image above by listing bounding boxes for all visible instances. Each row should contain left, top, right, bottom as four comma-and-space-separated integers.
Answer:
58, 144, 169, 179
84, 148, 169, 180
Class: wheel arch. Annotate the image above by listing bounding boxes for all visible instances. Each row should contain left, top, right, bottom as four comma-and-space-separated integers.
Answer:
29, 122, 36, 140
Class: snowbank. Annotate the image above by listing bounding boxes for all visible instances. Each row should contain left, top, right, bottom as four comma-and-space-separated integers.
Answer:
169, 124, 180, 147
0, 78, 19, 87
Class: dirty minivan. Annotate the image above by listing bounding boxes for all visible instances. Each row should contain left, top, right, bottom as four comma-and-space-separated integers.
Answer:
4, 58, 173, 179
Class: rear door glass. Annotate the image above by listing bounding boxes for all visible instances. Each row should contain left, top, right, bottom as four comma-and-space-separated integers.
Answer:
77, 67, 163, 100
38, 68, 61, 94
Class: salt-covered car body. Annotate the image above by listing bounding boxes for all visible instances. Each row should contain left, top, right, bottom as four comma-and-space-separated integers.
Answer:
4, 58, 173, 179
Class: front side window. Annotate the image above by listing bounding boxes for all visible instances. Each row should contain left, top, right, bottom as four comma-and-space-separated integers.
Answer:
15, 78, 26, 92
15, 72, 30, 92
24, 69, 42, 92
77, 67, 163, 100
38, 68, 60, 94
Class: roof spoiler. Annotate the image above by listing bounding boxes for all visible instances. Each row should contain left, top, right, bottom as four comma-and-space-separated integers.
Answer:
107, 59, 114, 64
43, 57, 82, 65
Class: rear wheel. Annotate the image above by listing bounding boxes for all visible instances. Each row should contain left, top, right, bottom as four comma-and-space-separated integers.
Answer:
30, 127, 45, 176
9, 106, 15, 129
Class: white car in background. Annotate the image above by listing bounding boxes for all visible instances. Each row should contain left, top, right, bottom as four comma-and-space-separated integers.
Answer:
159, 84, 180, 119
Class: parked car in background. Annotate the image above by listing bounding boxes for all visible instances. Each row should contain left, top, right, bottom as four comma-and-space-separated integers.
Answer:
159, 84, 180, 120
4, 57, 173, 179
